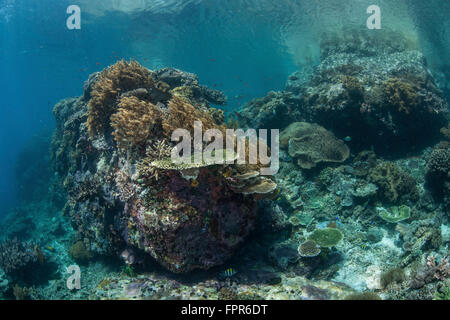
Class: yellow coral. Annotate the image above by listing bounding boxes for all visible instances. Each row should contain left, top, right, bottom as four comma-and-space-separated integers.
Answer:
162, 96, 224, 137
110, 96, 162, 148
382, 78, 419, 115
87, 60, 155, 137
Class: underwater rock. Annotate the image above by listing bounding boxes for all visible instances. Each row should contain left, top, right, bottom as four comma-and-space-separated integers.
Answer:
366, 227, 384, 243
299, 30, 449, 154
51, 60, 275, 273
280, 122, 349, 169
301, 284, 330, 300
239, 91, 302, 130
269, 241, 300, 269
154, 67, 227, 107
246, 29, 449, 154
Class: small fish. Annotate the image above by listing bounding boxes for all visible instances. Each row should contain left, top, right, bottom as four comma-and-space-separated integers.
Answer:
336, 216, 340, 221
343, 136, 352, 142
220, 268, 237, 278
223, 168, 232, 178
45, 245, 55, 252
190, 179, 199, 188
96, 62, 101, 66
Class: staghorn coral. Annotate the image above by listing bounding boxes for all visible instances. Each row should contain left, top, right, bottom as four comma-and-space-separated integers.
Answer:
110, 96, 162, 148
87, 59, 155, 137
280, 122, 349, 169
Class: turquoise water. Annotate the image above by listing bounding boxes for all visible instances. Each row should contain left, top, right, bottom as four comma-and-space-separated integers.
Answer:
0, 0, 448, 300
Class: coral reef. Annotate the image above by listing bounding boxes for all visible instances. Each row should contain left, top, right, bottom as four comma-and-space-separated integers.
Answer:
87, 59, 157, 137
298, 240, 321, 258
239, 91, 302, 129
241, 29, 449, 154
110, 96, 162, 148
425, 145, 450, 198
0, 239, 43, 276
410, 256, 450, 289
51, 61, 276, 274
280, 122, 349, 169
69, 241, 93, 263
368, 161, 419, 204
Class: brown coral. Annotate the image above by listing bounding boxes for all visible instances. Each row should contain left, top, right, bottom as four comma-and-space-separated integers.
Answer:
368, 161, 419, 203
162, 96, 224, 137
110, 96, 162, 148
382, 78, 420, 115
69, 241, 93, 263
87, 60, 155, 137
281, 122, 349, 169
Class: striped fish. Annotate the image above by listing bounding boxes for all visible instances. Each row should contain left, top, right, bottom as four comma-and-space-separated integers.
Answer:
219, 268, 237, 278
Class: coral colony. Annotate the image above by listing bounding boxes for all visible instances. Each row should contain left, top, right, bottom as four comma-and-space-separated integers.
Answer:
0, 26, 449, 301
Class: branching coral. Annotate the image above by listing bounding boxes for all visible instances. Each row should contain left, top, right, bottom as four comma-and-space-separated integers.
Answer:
0, 239, 42, 275
87, 59, 155, 137
410, 256, 450, 289
110, 96, 162, 148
